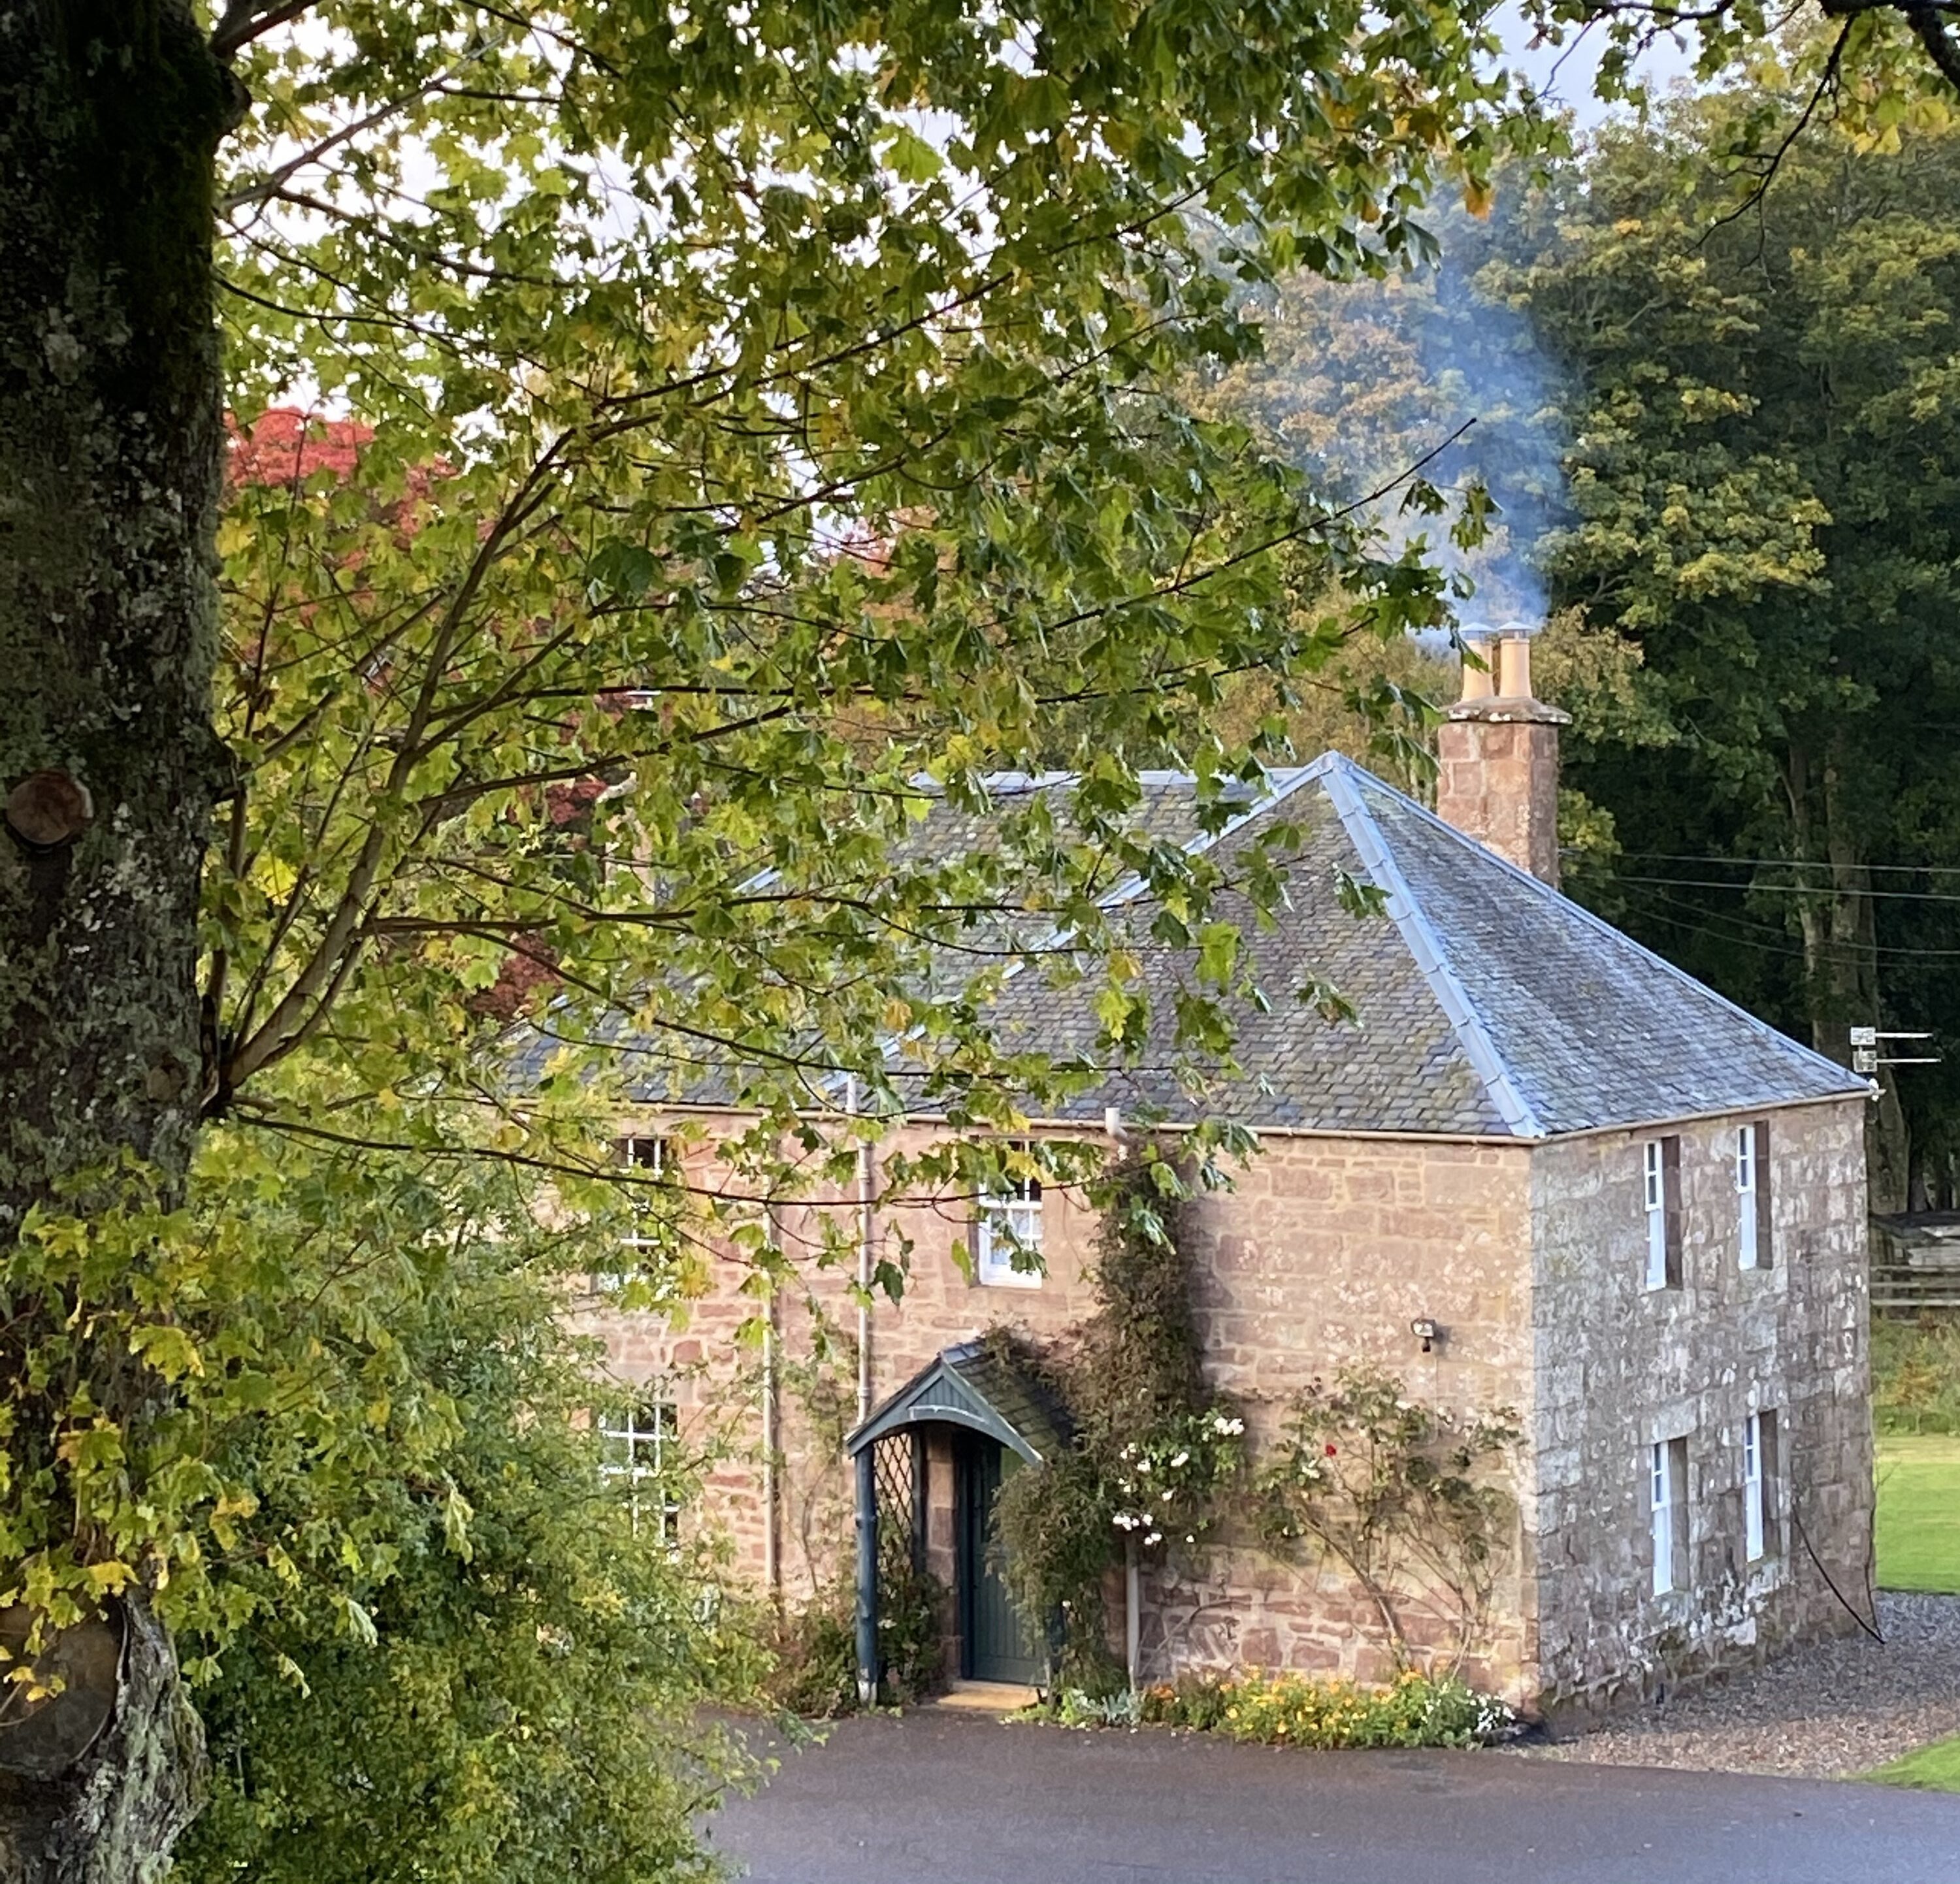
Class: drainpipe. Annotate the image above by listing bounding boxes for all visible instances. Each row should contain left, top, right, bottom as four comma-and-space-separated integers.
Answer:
855, 1444, 879, 1706
847, 1075, 879, 1702
848, 1075, 874, 1424
760, 1207, 779, 1605
1111, 1102, 1140, 1693
1126, 1535, 1141, 1695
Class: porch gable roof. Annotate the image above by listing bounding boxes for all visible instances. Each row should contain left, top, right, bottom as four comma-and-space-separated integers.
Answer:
843, 1340, 1070, 1466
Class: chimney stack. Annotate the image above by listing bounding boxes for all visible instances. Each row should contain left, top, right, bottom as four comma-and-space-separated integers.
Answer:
1437, 625, 1569, 887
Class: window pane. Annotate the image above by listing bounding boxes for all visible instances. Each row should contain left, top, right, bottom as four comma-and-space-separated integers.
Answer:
1650, 1442, 1671, 1597
1646, 1207, 1669, 1290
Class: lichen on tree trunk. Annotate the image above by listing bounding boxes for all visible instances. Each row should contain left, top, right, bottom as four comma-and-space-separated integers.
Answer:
1, 3, 235, 1876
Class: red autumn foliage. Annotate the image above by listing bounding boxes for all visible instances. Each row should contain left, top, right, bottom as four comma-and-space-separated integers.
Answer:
227, 407, 374, 489
546, 776, 608, 827
229, 408, 577, 1020
468, 938, 563, 1023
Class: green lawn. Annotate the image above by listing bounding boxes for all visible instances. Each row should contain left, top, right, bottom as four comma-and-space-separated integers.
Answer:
1863, 1442, 1960, 1793
1875, 1434, 1960, 1595
1869, 1734, 1960, 1793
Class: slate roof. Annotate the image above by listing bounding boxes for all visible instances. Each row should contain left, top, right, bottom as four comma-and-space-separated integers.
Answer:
511, 754, 1869, 1140
981, 753, 1867, 1138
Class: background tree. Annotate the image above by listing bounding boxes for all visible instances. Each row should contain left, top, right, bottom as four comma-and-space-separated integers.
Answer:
1196, 97, 1960, 1207
1494, 99, 1960, 1208
1, 4, 1529, 1877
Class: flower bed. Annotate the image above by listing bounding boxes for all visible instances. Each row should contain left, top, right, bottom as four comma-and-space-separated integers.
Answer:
1037, 1669, 1513, 1749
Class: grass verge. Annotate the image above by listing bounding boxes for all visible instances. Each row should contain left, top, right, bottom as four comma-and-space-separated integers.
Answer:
1867, 1734, 1960, 1793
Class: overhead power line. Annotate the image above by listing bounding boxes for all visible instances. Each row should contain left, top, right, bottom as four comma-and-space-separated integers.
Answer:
1620, 853, 1960, 879
1614, 882, 1960, 962
1615, 873, 1960, 907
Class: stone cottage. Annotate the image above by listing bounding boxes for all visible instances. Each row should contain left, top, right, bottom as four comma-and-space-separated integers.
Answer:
569, 629, 1874, 1715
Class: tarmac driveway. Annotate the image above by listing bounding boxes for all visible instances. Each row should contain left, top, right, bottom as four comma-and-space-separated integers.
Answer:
709, 1710, 1960, 1884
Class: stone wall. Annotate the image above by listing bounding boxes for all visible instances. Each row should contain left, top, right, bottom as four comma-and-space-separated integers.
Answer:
1145, 1130, 1539, 1701
567, 1113, 1110, 1614
577, 1118, 1546, 1696
1527, 1096, 1873, 1714
570, 1100, 1872, 1713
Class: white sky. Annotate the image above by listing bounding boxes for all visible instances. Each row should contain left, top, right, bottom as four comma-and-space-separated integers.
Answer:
1494, 1, 1701, 126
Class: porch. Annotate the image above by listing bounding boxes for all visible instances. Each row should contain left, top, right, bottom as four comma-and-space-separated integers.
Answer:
843, 1340, 1070, 1700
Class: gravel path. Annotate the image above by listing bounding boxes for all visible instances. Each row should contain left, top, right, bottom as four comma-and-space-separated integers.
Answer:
1523, 1593, 1960, 1779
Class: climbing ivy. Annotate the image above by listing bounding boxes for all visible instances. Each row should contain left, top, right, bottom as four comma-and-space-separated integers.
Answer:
991, 1148, 1244, 1685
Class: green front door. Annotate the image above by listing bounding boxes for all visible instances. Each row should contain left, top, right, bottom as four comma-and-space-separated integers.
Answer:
957, 1433, 1043, 1685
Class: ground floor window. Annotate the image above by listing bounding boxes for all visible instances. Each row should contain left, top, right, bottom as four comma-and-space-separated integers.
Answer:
1744, 1408, 1780, 1563
600, 1393, 681, 1544
1650, 1435, 1689, 1595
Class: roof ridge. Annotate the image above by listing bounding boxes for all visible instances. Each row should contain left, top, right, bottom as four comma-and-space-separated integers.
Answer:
1315, 755, 1546, 1139
1335, 760, 1870, 1102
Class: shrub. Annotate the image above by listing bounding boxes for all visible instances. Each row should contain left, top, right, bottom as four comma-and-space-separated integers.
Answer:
174, 1189, 762, 1884
760, 1561, 947, 1716
762, 1598, 858, 1719
1874, 1316, 1960, 1435
990, 1148, 1245, 1676
877, 1559, 948, 1704
1255, 1367, 1518, 1671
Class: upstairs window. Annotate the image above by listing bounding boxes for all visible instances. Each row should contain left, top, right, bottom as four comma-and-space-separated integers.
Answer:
593, 1135, 673, 1295
975, 1146, 1043, 1288
1737, 1122, 1772, 1271
1744, 1409, 1780, 1563
599, 1393, 681, 1544
1644, 1137, 1682, 1291
1650, 1435, 1689, 1595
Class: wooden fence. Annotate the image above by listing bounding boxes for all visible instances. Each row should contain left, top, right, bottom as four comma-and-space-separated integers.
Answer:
1872, 1260, 1960, 1313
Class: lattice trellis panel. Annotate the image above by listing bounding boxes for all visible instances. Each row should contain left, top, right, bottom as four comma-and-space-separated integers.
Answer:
872, 1432, 919, 1582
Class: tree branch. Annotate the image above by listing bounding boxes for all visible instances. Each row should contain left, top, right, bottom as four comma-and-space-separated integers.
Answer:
210, 0, 320, 62
1905, 2, 1960, 86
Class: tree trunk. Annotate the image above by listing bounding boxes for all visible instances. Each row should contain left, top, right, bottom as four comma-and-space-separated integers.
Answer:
1, 4, 232, 1875
1789, 738, 1910, 1212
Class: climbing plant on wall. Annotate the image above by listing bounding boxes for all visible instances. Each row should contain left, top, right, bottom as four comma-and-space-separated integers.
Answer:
1255, 1367, 1519, 1672
991, 1148, 1245, 1685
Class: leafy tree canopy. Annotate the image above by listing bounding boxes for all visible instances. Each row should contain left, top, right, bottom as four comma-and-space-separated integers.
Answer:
3, 5, 1544, 1876
1493, 91, 1960, 1205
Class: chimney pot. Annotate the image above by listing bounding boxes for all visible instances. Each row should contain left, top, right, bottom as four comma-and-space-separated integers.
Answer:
1497, 632, 1533, 702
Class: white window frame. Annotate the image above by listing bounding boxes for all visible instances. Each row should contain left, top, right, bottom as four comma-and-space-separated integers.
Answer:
1736, 1126, 1759, 1271
593, 1135, 672, 1295
975, 1155, 1043, 1289
1644, 1140, 1669, 1291
1650, 1438, 1685, 1596
1744, 1412, 1765, 1563
599, 1393, 681, 1544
